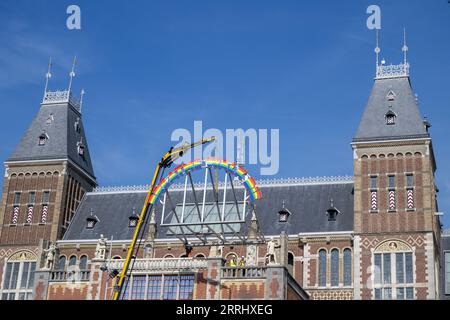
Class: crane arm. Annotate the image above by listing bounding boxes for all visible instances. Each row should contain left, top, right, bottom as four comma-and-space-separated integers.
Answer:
112, 137, 215, 300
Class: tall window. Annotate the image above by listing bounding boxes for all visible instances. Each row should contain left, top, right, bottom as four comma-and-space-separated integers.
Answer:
330, 249, 339, 287
287, 252, 294, 275
147, 275, 162, 300
373, 241, 414, 300
163, 275, 178, 300
318, 249, 327, 287
69, 256, 77, 267
121, 274, 195, 300
388, 175, 396, 211
406, 174, 414, 210
1, 251, 37, 300
131, 276, 146, 300
57, 256, 66, 270
343, 249, 352, 286
445, 252, 450, 295
370, 176, 378, 211
11, 192, 21, 225
179, 275, 195, 300
79, 256, 88, 270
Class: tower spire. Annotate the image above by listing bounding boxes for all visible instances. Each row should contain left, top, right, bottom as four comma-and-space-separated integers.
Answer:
79, 88, 85, 113
43, 57, 52, 100
374, 29, 381, 69
68, 56, 77, 93
402, 27, 409, 65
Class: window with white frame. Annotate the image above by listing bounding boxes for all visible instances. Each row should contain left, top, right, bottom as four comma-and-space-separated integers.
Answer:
120, 274, 195, 300
330, 249, 339, 287
343, 248, 352, 286
318, 249, 327, 287
373, 241, 415, 300
445, 252, 450, 296
1, 251, 37, 300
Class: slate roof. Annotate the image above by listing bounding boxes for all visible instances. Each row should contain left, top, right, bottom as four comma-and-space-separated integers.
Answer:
353, 76, 429, 142
7, 100, 95, 179
63, 179, 354, 241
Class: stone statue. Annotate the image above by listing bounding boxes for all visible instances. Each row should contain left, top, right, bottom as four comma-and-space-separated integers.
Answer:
43, 242, 57, 269
246, 244, 257, 266
209, 243, 224, 258
266, 237, 280, 265
95, 234, 107, 260
144, 243, 153, 259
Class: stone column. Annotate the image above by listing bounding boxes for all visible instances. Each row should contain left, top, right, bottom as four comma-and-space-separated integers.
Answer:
33, 270, 51, 300
278, 232, 289, 267
206, 257, 224, 300
265, 265, 286, 300
87, 261, 103, 300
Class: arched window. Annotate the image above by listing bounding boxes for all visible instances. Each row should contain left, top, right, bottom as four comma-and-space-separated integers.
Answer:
79, 255, 88, 270
1, 250, 37, 300
318, 249, 327, 287
330, 249, 339, 287
287, 252, 294, 275
343, 249, 352, 286
163, 254, 174, 259
57, 256, 66, 270
69, 255, 77, 267
373, 240, 415, 300
194, 253, 206, 259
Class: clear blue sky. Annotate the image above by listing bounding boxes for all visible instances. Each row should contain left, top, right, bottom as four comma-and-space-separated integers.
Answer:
0, 1, 449, 228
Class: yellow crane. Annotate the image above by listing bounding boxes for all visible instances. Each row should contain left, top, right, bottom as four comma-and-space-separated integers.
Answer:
112, 137, 215, 300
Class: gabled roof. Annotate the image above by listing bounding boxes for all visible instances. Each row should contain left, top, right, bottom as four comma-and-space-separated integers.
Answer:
7, 99, 95, 180
62, 178, 354, 241
353, 76, 429, 142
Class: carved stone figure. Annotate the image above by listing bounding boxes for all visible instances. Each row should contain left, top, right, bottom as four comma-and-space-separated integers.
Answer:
246, 244, 257, 266
43, 242, 57, 269
95, 234, 107, 260
266, 237, 280, 265
209, 243, 224, 258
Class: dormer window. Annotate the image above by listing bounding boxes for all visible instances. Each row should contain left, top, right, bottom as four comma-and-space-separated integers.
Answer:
75, 118, 81, 133
77, 139, 85, 156
78, 144, 85, 156
46, 113, 54, 125
129, 207, 139, 227
86, 210, 99, 229
326, 199, 340, 222
385, 110, 396, 125
278, 201, 291, 222
387, 90, 396, 101
38, 132, 48, 146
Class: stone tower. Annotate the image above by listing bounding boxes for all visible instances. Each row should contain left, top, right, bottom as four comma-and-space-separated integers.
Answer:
352, 42, 441, 299
0, 68, 96, 299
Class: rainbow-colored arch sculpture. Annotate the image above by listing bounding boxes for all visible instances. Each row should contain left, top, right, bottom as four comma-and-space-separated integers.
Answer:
148, 159, 262, 205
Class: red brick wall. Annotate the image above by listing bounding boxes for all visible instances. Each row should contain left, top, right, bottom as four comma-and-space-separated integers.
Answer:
220, 280, 265, 299
0, 172, 60, 245
359, 153, 429, 234
47, 283, 89, 300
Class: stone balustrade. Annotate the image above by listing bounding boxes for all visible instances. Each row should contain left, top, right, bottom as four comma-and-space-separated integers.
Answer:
107, 258, 208, 273
221, 267, 266, 279
50, 270, 90, 282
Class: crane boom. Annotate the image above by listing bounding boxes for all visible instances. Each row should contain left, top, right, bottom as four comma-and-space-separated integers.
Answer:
112, 137, 215, 300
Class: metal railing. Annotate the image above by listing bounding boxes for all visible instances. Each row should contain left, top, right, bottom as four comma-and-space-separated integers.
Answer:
42, 90, 81, 111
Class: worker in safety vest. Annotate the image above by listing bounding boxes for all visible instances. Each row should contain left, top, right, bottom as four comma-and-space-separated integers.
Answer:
229, 256, 237, 267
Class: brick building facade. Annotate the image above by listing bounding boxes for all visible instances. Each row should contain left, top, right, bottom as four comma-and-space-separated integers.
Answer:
0, 51, 449, 300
